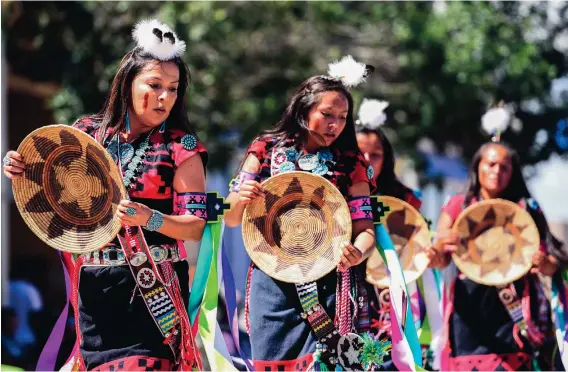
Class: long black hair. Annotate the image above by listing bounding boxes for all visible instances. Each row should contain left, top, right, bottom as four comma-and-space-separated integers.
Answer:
355, 125, 413, 198
464, 141, 530, 205
465, 141, 568, 264
93, 46, 195, 144
260, 75, 358, 153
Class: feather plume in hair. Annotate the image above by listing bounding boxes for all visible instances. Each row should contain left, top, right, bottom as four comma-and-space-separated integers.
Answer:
481, 107, 511, 141
327, 55, 370, 88
133, 19, 186, 61
357, 98, 389, 129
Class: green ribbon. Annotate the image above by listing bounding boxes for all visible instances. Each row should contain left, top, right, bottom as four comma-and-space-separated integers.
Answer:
416, 277, 432, 346
187, 224, 215, 325
186, 223, 236, 370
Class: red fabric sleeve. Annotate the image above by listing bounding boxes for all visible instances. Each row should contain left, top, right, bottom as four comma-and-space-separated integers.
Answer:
349, 151, 377, 191
245, 137, 268, 163
168, 130, 208, 168
404, 191, 423, 211
71, 116, 99, 137
441, 194, 466, 223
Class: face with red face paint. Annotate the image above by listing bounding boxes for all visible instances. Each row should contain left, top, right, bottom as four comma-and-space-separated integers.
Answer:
306, 91, 349, 149
129, 61, 180, 132
478, 144, 513, 198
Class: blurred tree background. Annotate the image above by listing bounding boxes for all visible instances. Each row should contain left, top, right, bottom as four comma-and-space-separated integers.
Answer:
2, 0, 568, 173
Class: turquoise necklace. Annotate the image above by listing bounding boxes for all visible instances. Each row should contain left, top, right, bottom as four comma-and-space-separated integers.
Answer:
107, 129, 155, 190
271, 144, 335, 176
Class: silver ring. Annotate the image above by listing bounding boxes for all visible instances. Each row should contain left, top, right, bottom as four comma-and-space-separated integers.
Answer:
125, 207, 137, 216
3, 156, 11, 166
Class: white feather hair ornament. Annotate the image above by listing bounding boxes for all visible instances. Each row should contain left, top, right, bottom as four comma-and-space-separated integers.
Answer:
133, 19, 186, 61
481, 106, 511, 142
327, 55, 374, 88
357, 99, 389, 129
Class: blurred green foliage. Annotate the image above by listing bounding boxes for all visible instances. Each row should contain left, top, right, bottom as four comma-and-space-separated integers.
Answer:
3, 1, 567, 172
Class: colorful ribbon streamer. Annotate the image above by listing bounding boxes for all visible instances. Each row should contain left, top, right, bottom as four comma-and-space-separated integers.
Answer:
419, 269, 443, 370
551, 270, 568, 369
188, 224, 215, 326
221, 237, 254, 370
35, 252, 72, 371
192, 222, 236, 371
375, 223, 424, 371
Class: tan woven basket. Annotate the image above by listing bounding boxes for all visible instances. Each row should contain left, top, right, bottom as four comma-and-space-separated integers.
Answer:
452, 198, 540, 286
366, 196, 431, 288
12, 125, 126, 254
242, 171, 351, 283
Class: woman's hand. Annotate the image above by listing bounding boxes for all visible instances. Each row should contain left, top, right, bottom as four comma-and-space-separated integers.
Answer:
338, 242, 364, 272
427, 229, 459, 269
3, 151, 26, 179
531, 251, 558, 276
224, 154, 262, 228
238, 180, 265, 205
116, 200, 153, 227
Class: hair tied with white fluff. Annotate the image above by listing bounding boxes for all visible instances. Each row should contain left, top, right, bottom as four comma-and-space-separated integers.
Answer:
327, 55, 374, 88
132, 19, 186, 61
481, 103, 513, 142
357, 99, 389, 129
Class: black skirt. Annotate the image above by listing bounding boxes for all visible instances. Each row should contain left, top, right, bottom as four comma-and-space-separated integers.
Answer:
448, 275, 554, 370
248, 267, 337, 362
77, 261, 189, 370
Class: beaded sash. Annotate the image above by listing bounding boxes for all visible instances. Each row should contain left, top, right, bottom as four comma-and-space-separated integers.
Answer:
116, 225, 199, 367
114, 191, 229, 367
496, 280, 547, 350
295, 282, 341, 366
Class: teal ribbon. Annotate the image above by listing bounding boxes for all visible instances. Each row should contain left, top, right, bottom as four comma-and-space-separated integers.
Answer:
188, 224, 215, 326
551, 270, 568, 369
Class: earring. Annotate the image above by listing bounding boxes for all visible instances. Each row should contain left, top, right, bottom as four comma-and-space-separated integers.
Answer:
125, 112, 131, 134
159, 121, 166, 133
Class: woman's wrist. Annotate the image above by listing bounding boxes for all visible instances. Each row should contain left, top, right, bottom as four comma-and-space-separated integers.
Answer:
144, 209, 164, 231
354, 230, 375, 259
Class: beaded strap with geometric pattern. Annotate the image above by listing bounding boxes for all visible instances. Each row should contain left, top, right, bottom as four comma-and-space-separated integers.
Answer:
295, 282, 341, 364
116, 225, 201, 369
496, 282, 540, 351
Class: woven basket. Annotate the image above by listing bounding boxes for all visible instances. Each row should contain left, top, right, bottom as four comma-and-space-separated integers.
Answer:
12, 125, 126, 254
366, 196, 431, 288
452, 198, 540, 286
242, 171, 351, 283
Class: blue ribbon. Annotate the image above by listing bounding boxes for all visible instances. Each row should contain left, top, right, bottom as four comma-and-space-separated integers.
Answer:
221, 237, 254, 370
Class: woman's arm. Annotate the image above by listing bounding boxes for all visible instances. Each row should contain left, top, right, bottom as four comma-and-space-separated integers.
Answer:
339, 182, 375, 271
117, 154, 207, 241
427, 211, 458, 269
527, 201, 565, 275
223, 154, 264, 227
